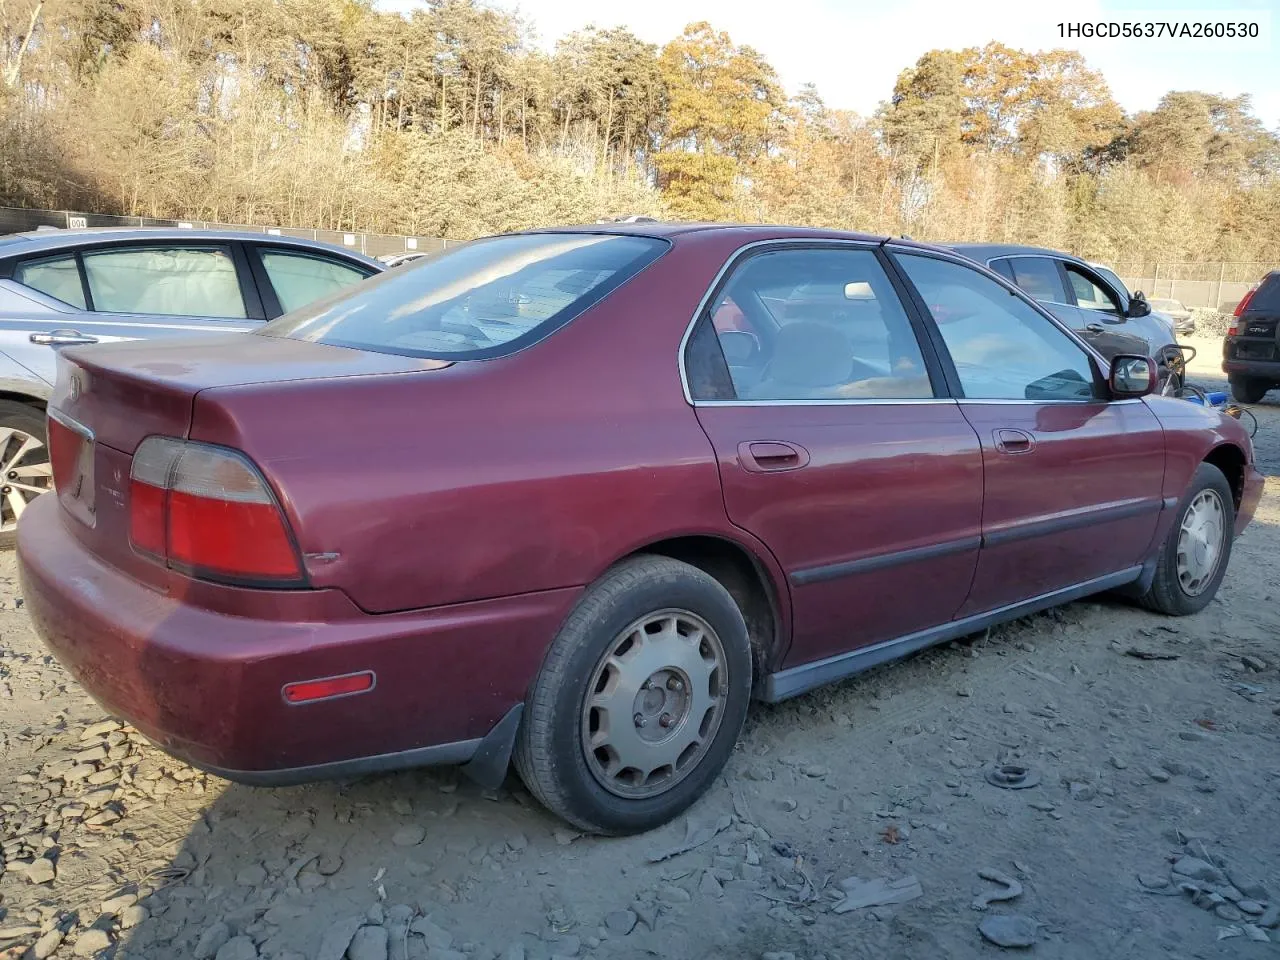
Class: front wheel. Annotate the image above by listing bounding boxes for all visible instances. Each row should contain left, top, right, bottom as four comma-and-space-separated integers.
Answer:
0, 401, 53, 549
1228, 375, 1271, 404
514, 555, 752, 834
1139, 463, 1235, 616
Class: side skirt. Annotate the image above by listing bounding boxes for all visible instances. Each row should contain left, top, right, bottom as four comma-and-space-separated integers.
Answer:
760, 566, 1143, 703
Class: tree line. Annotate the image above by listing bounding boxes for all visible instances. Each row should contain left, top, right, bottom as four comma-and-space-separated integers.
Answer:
1, 0, 1278, 263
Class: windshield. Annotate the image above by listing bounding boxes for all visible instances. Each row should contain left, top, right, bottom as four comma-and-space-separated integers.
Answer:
260, 232, 667, 359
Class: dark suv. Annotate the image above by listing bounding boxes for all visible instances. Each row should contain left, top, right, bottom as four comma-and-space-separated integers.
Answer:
1224, 270, 1280, 403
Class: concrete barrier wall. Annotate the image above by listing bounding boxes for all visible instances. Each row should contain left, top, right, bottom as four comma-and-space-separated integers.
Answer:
1120, 277, 1257, 313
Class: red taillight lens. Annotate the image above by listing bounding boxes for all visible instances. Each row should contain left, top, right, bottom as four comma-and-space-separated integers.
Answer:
47, 416, 77, 490
129, 437, 304, 586
1233, 287, 1256, 318
128, 480, 166, 556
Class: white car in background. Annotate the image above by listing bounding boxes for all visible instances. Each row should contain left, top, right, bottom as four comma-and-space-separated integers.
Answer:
0, 227, 383, 543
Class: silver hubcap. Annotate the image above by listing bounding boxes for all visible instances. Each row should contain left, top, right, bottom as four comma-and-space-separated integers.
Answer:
0, 427, 52, 532
581, 610, 728, 799
1176, 489, 1226, 596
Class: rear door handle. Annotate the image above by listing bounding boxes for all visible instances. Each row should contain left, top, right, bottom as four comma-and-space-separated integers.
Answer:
994, 428, 1036, 455
739, 440, 811, 472
30, 330, 99, 346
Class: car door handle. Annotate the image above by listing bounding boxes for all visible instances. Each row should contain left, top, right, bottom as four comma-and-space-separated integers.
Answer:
30, 330, 98, 346
1085, 322, 1105, 334
739, 440, 811, 472
994, 428, 1036, 455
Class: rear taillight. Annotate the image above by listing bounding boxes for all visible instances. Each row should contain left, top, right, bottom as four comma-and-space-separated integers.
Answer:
1232, 287, 1256, 320
47, 415, 81, 490
129, 437, 305, 586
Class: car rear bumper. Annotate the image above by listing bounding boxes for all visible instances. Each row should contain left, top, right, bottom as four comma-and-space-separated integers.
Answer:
1239, 465, 1263, 536
1222, 358, 1280, 378
17, 494, 578, 782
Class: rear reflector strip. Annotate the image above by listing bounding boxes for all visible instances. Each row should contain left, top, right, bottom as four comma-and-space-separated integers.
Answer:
282, 671, 376, 704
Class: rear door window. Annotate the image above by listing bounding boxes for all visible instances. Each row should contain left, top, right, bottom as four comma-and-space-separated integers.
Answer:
13, 255, 87, 309
1006, 257, 1070, 304
262, 233, 667, 359
689, 246, 935, 401
82, 246, 247, 318
259, 250, 371, 313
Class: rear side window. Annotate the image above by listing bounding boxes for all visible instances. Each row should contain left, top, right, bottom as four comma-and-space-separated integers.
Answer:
1006, 257, 1069, 304
82, 246, 247, 318
689, 247, 934, 401
14, 256, 86, 309
1250, 273, 1280, 312
260, 250, 369, 313
260, 233, 667, 359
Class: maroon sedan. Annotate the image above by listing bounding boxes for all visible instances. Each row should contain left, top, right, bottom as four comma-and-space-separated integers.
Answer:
18, 224, 1262, 834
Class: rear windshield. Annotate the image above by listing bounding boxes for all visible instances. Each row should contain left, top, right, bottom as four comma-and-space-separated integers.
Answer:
259, 232, 667, 359
1249, 273, 1280, 312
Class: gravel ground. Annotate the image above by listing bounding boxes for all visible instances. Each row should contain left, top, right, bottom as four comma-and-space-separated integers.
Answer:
0, 333, 1277, 960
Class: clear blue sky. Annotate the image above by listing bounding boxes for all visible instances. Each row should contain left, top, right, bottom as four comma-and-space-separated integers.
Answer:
379, 0, 1279, 126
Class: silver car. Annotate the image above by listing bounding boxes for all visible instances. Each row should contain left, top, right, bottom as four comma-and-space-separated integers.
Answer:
0, 228, 383, 543
947, 244, 1181, 381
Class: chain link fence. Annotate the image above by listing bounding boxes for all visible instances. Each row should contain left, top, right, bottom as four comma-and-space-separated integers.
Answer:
1108, 260, 1275, 313
0, 206, 457, 260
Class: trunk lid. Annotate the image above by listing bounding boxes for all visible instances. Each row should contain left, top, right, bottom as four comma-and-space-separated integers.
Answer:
54, 334, 448, 453
48, 334, 450, 581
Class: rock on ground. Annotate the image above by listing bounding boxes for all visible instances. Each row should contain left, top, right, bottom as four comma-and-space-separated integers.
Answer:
214, 935, 259, 960
978, 915, 1038, 948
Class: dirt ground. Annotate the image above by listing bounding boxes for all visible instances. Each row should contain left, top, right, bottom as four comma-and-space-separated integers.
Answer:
0, 332, 1277, 960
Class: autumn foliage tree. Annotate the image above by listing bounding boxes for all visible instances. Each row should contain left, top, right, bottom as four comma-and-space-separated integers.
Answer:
0, 0, 1277, 262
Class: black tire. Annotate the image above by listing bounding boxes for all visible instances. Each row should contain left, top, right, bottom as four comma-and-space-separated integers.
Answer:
0, 400, 50, 550
1139, 463, 1235, 616
514, 555, 752, 835
1228, 375, 1270, 404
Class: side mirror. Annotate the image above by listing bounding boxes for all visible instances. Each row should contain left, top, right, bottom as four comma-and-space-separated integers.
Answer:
1109, 354, 1157, 398
1127, 291, 1152, 319
718, 330, 760, 365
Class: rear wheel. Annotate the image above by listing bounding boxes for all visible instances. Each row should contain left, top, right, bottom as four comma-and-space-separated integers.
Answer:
0, 401, 52, 549
1228, 375, 1271, 404
514, 556, 752, 834
1139, 463, 1234, 616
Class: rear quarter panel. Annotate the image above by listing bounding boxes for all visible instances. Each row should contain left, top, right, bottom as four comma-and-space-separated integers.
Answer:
189, 231, 794, 621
